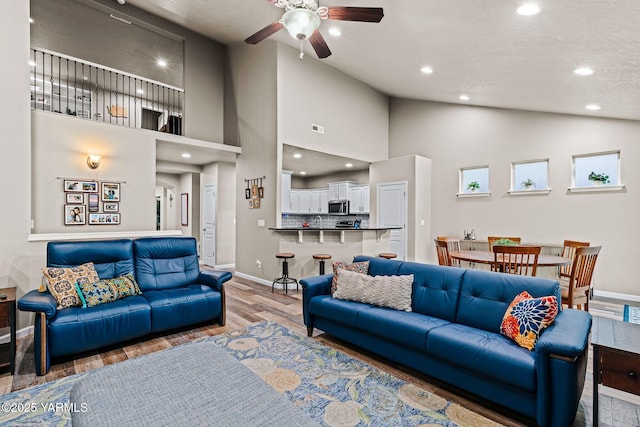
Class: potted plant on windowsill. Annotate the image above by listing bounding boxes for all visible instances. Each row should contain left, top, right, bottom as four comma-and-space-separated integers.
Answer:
588, 172, 610, 186
520, 178, 536, 190
467, 181, 480, 193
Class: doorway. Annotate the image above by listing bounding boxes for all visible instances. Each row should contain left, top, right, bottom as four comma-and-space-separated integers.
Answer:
142, 108, 162, 131
202, 184, 216, 267
377, 182, 407, 260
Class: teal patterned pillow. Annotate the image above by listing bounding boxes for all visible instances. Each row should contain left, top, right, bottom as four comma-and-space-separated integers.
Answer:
77, 272, 142, 308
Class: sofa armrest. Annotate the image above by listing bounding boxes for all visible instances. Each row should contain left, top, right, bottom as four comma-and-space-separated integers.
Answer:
198, 270, 232, 292
300, 274, 333, 331
534, 308, 592, 427
18, 290, 58, 319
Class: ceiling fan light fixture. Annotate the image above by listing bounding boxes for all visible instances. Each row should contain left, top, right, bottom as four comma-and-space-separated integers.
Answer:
282, 8, 321, 40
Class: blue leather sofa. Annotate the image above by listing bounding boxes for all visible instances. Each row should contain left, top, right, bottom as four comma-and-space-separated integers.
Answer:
18, 237, 231, 375
301, 256, 591, 427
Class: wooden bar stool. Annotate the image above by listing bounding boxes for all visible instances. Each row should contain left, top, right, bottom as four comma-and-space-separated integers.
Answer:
312, 254, 332, 275
379, 253, 397, 259
272, 253, 298, 294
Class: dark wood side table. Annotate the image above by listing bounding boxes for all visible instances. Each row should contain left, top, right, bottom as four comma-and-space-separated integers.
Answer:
592, 316, 640, 426
0, 287, 16, 375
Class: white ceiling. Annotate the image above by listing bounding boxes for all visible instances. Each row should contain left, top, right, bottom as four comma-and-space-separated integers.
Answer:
123, 0, 640, 122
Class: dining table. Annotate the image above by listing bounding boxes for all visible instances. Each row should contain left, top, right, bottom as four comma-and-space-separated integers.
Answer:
449, 250, 571, 267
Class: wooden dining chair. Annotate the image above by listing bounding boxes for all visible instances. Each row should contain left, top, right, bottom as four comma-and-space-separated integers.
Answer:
492, 245, 541, 276
559, 240, 590, 280
488, 236, 522, 252
561, 246, 601, 311
436, 236, 461, 266
434, 239, 455, 267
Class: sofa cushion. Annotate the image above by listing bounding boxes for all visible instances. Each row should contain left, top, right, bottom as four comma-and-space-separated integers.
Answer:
76, 273, 142, 308
399, 262, 465, 322
142, 284, 222, 333
334, 269, 413, 311
331, 261, 369, 294
42, 263, 99, 309
426, 323, 537, 392
456, 269, 560, 333
356, 308, 450, 352
47, 239, 134, 280
500, 291, 558, 351
308, 295, 371, 328
134, 237, 200, 291
48, 295, 151, 357
353, 256, 403, 277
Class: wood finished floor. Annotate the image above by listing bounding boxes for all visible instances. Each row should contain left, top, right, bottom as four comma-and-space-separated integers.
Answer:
2, 276, 639, 427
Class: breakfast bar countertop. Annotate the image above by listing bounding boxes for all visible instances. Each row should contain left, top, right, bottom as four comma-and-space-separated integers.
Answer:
269, 227, 401, 231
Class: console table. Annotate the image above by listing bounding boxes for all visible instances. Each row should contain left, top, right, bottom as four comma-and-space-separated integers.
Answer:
0, 287, 16, 374
592, 316, 640, 426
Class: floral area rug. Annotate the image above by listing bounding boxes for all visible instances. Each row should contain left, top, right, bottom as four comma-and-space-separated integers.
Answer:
212, 321, 502, 427
0, 321, 502, 426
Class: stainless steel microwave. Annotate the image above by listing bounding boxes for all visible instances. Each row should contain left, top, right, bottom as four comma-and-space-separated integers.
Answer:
328, 200, 349, 215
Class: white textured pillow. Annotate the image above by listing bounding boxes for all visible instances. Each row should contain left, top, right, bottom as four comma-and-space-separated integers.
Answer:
333, 269, 413, 312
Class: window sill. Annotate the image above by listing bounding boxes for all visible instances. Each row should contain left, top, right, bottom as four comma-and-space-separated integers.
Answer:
568, 185, 626, 193
508, 188, 552, 196
457, 192, 491, 198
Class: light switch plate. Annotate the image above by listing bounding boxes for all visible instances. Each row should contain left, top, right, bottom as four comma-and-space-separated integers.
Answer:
258, 219, 265, 227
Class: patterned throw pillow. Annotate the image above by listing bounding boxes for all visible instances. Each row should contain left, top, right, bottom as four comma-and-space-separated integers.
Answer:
76, 273, 142, 308
331, 261, 369, 294
500, 291, 558, 351
42, 263, 99, 309
333, 269, 414, 312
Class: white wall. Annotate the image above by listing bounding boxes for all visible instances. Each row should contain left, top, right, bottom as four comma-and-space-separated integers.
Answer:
32, 112, 157, 232
389, 99, 640, 296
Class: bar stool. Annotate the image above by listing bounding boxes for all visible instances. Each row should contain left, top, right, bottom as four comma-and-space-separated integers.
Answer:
272, 253, 298, 294
379, 252, 397, 259
312, 254, 332, 275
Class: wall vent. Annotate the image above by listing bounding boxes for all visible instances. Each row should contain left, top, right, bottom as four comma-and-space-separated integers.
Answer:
311, 124, 325, 134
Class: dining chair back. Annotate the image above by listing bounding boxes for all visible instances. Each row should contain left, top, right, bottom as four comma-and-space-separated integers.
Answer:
492, 245, 541, 276
561, 246, 601, 311
436, 236, 461, 266
487, 236, 522, 252
434, 239, 453, 266
559, 240, 590, 279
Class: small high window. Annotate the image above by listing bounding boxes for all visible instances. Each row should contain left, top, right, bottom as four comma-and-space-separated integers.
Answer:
459, 166, 489, 195
572, 151, 620, 189
510, 159, 550, 194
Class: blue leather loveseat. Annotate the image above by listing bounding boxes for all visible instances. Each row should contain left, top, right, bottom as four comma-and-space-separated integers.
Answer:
301, 256, 592, 427
18, 237, 231, 375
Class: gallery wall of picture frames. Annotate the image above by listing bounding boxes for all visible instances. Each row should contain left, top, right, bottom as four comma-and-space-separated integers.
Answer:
63, 179, 122, 226
245, 176, 265, 209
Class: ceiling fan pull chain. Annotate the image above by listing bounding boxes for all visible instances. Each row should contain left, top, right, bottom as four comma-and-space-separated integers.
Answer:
299, 39, 305, 60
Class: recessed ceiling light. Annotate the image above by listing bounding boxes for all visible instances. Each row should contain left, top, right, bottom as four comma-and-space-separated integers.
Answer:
157, 59, 167, 67
574, 67, 594, 76
459, 94, 470, 101
29, 60, 36, 67
517, 4, 540, 16
328, 27, 341, 37
136, 88, 144, 94
181, 153, 191, 158
300, 171, 307, 175
293, 153, 302, 159
345, 163, 353, 168
585, 104, 601, 111
420, 66, 433, 75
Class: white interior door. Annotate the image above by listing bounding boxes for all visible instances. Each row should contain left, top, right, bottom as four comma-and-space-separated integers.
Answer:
202, 184, 216, 267
377, 182, 407, 260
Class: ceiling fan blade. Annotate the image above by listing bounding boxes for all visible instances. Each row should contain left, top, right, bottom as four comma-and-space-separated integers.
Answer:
309, 30, 332, 59
327, 7, 384, 23
244, 21, 284, 45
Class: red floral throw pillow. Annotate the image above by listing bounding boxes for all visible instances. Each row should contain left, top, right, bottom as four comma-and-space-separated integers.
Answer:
331, 261, 369, 294
500, 291, 558, 351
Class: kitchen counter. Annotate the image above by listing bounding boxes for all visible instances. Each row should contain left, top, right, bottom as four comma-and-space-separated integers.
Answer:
269, 226, 400, 244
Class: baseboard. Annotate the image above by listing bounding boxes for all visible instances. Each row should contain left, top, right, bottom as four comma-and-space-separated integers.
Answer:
234, 271, 294, 290
214, 263, 235, 269
593, 290, 640, 303
0, 326, 33, 345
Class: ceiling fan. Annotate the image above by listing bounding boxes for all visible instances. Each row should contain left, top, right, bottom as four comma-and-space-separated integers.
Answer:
244, 0, 384, 59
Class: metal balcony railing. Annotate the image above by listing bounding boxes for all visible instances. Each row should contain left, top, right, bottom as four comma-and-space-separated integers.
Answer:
30, 48, 184, 135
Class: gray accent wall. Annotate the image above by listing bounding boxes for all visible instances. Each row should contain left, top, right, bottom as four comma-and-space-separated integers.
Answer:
389, 98, 640, 296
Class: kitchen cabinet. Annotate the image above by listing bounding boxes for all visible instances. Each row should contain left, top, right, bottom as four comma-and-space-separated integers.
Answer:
298, 190, 311, 214
328, 182, 354, 201
281, 171, 293, 213
309, 189, 329, 214
349, 185, 370, 214
289, 190, 300, 213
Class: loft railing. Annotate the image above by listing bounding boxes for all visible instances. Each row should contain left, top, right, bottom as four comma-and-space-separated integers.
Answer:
30, 48, 184, 135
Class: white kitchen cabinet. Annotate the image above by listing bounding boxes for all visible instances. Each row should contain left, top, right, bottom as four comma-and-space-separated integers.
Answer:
281, 171, 293, 213
289, 190, 300, 213
320, 189, 329, 213
309, 189, 329, 213
349, 185, 370, 214
328, 182, 354, 200
298, 190, 311, 214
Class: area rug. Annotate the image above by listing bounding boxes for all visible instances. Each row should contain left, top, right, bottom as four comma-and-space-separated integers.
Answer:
0, 321, 502, 426
623, 305, 640, 324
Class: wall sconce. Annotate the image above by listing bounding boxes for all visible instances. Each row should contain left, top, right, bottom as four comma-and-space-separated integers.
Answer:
87, 154, 102, 170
